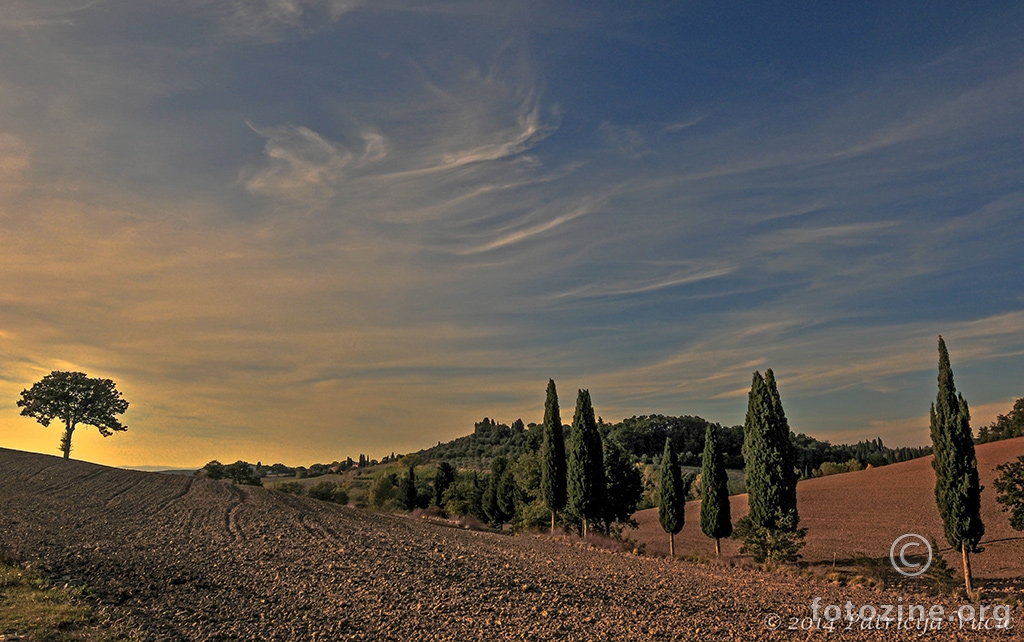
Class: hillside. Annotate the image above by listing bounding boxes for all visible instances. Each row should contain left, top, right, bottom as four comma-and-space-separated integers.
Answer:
416, 414, 929, 476
2, 447, 1015, 640
631, 436, 1024, 579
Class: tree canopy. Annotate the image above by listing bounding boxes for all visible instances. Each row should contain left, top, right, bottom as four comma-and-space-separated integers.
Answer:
17, 371, 129, 459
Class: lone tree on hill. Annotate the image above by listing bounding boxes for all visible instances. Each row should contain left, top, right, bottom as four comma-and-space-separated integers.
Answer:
700, 424, 733, 557
540, 379, 567, 534
658, 437, 690, 556
567, 389, 605, 538
930, 336, 984, 596
734, 369, 805, 562
18, 371, 129, 460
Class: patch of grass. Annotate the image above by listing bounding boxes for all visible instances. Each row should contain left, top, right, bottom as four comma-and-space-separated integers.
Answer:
0, 562, 118, 641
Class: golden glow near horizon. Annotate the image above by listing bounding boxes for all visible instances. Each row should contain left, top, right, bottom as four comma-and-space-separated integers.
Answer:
2, 3, 1024, 467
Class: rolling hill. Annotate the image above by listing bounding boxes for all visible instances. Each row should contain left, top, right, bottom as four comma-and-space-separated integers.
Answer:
1, 445, 1020, 640
631, 436, 1024, 579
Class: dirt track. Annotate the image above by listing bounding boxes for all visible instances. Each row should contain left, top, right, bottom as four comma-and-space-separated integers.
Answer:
0, 447, 1019, 641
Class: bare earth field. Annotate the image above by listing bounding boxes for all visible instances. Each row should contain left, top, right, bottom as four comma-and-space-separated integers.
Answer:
632, 437, 1024, 582
1, 446, 1021, 641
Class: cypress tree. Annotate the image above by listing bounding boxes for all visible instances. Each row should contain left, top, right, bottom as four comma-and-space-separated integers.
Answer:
658, 437, 689, 556
700, 424, 733, 557
540, 379, 567, 534
497, 464, 518, 524
603, 439, 644, 533
567, 389, 605, 538
401, 464, 417, 511
483, 456, 509, 527
433, 461, 456, 507
743, 369, 798, 532
930, 336, 984, 596
468, 471, 484, 520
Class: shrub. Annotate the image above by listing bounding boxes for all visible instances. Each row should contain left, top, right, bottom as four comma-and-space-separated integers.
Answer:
277, 481, 306, 495
223, 461, 262, 486
307, 481, 349, 504
732, 514, 807, 563
817, 459, 864, 477
369, 472, 399, 509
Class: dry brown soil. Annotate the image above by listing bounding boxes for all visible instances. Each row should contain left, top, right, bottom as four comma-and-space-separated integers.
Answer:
1, 446, 1021, 641
631, 436, 1024, 581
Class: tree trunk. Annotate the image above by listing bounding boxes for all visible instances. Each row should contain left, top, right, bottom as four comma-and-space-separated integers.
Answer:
61, 423, 75, 460
962, 543, 974, 598
582, 518, 588, 539
669, 532, 675, 557
715, 537, 721, 558
550, 510, 556, 535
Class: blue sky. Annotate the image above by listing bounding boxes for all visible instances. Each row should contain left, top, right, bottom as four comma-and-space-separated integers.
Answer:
1, 1, 1023, 466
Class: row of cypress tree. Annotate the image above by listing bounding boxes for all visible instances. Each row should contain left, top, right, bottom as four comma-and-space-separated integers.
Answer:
539, 380, 644, 538
659, 368, 801, 561
654, 337, 988, 594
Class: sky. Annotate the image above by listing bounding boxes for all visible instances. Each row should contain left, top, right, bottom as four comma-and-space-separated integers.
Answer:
1, 1, 1023, 468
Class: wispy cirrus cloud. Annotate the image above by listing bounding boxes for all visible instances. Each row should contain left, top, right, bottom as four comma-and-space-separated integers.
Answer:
195, 0, 364, 41
0, 0, 101, 30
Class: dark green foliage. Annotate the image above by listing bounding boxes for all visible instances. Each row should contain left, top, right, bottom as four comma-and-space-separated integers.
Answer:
930, 337, 984, 554
700, 423, 733, 549
223, 461, 263, 486
743, 369, 798, 532
441, 471, 487, 520
201, 460, 225, 480
993, 455, 1024, 531
483, 456, 511, 526
497, 464, 519, 522
17, 371, 130, 460
401, 465, 419, 511
567, 389, 605, 536
603, 439, 643, 530
369, 471, 399, 509
735, 369, 804, 563
413, 411, 929, 479
433, 462, 457, 507
658, 438, 687, 538
276, 481, 306, 495
416, 417, 537, 468
732, 514, 807, 563
976, 397, 1024, 444
609, 415, 744, 468
540, 379, 567, 529
307, 481, 348, 504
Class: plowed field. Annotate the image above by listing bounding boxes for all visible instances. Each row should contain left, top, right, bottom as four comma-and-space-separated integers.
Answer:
632, 437, 1024, 580
1, 447, 1020, 640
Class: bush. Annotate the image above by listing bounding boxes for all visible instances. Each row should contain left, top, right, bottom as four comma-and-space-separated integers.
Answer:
369, 472, 399, 509
817, 459, 864, 477
276, 481, 306, 496
307, 481, 349, 505
994, 455, 1024, 531
223, 461, 262, 486
200, 460, 225, 480
732, 514, 807, 563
